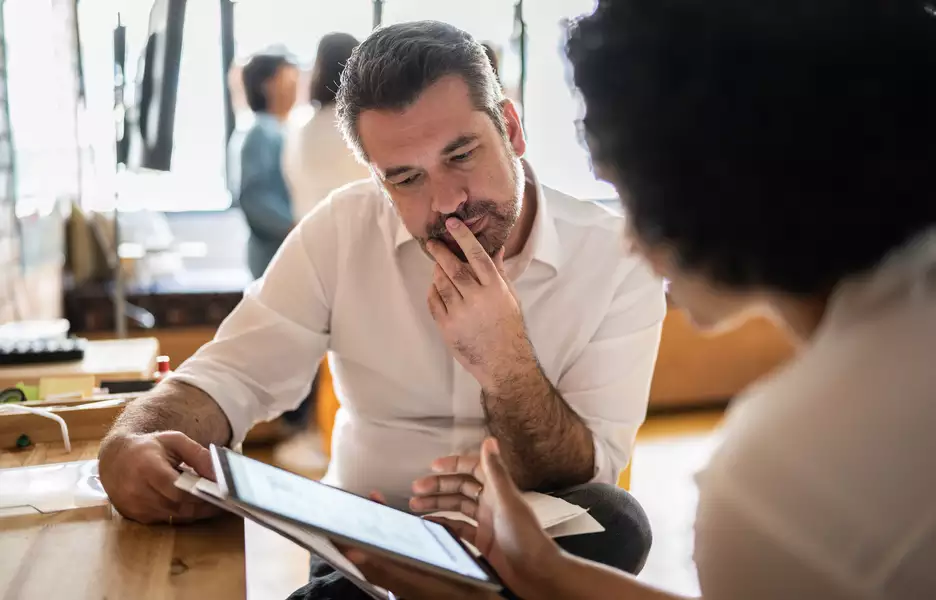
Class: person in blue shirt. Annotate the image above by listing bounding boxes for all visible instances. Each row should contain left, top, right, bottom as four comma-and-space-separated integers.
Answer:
237, 52, 299, 279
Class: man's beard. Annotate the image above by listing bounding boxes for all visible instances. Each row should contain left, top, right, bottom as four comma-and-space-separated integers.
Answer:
419, 158, 524, 262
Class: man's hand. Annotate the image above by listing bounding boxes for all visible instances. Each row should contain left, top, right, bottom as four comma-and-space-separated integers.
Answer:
426, 217, 535, 390
98, 430, 220, 525
410, 454, 485, 517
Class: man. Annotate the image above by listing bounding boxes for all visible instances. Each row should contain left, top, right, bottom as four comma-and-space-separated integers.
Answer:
98, 21, 665, 597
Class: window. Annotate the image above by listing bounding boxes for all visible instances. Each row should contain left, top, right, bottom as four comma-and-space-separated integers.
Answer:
382, 0, 615, 200
524, 0, 616, 200
77, 0, 228, 212
66, 0, 611, 213
381, 0, 522, 104
231, 0, 374, 128
3, 0, 81, 217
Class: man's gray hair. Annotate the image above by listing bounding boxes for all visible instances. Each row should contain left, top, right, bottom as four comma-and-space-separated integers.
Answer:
336, 21, 506, 162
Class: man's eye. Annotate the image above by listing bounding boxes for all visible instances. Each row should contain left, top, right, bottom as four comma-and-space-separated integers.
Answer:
451, 149, 475, 162
396, 174, 420, 187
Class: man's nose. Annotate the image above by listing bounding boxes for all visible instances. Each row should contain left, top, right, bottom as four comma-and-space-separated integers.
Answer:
429, 177, 469, 215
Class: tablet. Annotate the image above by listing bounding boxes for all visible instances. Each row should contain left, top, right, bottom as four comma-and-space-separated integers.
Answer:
211, 445, 501, 593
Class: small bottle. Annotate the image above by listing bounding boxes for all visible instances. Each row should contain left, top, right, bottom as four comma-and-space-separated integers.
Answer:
154, 355, 172, 381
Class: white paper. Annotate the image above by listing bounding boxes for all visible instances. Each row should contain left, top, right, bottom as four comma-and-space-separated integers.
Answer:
429, 490, 605, 538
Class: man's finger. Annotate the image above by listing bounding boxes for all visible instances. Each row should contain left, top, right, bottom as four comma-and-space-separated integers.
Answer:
425, 515, 479, 546
445, 218, 498, 285
432, 263, 462, 307
412, 473, 481, 499
428, 238, 481, 292
409, 494, 478, 518
493, 246, 507, 278
156, 431, 215, 480
145, 477, 216, 523
148, 459, 197, 504
427, 286, 447, 319
431, 454, 484, 483
368, 491, 387, 505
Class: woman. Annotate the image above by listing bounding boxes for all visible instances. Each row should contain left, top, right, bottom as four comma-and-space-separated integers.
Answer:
282, 33, 369, 221
343, 1, 936, 598
237, 51, 299, 280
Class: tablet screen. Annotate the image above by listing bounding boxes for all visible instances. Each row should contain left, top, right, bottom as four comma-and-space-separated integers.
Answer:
221, 449, 493, 585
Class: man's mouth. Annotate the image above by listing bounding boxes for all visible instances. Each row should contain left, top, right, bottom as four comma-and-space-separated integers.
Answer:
462, 215, 487, 235
440, 215, 487, 245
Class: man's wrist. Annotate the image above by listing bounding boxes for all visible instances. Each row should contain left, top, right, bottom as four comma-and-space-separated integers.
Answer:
480, 340, 541, 394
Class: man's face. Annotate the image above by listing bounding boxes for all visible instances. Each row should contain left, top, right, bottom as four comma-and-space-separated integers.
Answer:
357, 75, 526, 261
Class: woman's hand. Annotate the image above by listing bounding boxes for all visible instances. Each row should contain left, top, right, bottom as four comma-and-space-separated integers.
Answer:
422, 437, 564, 598
340, 439, 567, 598
337, 491, 500, 600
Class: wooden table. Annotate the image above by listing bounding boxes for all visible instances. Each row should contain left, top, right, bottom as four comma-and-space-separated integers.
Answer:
0, 441, 246, 599
0, 337, 160, 389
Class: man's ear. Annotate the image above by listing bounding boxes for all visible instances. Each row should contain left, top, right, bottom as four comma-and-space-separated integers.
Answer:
501, 99, 526, 158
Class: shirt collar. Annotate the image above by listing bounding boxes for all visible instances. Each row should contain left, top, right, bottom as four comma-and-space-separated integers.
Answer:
393, 161, 563, 273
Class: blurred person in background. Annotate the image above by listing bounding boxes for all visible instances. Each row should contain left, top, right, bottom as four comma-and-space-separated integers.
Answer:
278, 34, 369, 455
283, 33, 369, 221
238, 51, 300, 280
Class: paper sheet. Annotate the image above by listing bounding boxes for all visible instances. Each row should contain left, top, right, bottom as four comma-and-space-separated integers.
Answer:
38, 375, 95, 400
430, 491, 604, 538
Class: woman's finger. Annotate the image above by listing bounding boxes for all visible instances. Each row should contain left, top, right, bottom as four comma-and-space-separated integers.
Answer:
425, 515, 479, 546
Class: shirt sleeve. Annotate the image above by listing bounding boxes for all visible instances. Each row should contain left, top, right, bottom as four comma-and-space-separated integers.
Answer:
239, 130, 294, 242
558, 259, 665, 484
169, 200, 338, 445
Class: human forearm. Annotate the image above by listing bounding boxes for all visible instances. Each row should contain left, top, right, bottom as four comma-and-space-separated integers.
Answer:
105, 379, 232, 448
540, 552, 697, 600
482, 354, 595, 492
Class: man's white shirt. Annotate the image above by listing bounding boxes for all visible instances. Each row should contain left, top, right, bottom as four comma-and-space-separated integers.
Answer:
171, 167, 665, 507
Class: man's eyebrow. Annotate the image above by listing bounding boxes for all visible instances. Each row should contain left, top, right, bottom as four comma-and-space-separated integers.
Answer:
383, 165, 418, 179
441, 134, 479, 156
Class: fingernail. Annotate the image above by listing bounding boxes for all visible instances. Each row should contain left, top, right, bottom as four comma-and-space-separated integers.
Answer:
446, 218, 462, 230
346, 550, 366, 565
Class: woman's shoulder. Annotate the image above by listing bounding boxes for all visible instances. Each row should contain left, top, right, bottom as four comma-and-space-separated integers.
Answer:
695, 291, 936, 597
